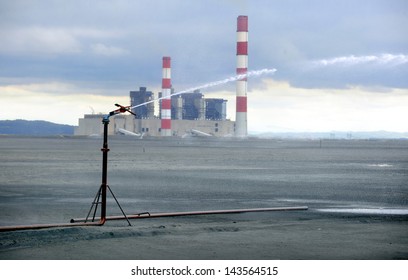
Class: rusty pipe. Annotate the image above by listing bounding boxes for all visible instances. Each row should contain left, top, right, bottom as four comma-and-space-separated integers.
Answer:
0, 218, 105, 233
0, 207, 307, 231
70, 206, 308, 223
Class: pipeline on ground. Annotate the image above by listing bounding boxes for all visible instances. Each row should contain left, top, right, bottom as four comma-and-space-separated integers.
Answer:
0, 206, 308, 232
70, 206, 309, 223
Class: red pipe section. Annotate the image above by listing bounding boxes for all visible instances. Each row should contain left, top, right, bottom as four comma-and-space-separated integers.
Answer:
0, 206, 308, 232
0, 206, 307, 232
0, 220, 103, 233
70, 206, 308, 223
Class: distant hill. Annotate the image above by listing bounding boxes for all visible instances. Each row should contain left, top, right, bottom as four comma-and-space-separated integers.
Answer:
0, 120, 75, 136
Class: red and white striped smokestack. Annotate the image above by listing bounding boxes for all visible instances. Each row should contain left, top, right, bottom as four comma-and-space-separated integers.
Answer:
235, 15, 248, 137
161, 56, 172, 136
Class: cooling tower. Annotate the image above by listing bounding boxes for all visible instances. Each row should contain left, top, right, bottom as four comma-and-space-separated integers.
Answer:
161, 56, 172, 136
235, 15, 248, 137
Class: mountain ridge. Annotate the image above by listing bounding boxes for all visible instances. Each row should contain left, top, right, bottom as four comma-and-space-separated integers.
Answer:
0, 119, 75, 135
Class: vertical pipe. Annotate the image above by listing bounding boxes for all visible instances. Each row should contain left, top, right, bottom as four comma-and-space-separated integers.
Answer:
161, 56, 172, 136
235, 15, 248, 138
100, 117, 109, 223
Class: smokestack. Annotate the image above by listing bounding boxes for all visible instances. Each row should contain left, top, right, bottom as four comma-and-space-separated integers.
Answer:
161, 56, 172, 136
235, 15, 248, 137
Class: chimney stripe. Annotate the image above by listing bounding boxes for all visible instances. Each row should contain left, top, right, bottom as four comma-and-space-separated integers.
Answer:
235, 16, 248, 137
161, 56, 172, 136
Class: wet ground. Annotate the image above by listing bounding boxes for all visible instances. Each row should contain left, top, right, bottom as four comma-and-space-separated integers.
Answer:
0, 136, 407, 259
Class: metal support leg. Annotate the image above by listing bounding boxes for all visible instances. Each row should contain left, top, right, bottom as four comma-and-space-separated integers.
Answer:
107, 185, 131, 226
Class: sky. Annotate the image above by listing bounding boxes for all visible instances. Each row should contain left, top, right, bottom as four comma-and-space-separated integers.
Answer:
0, 0, 407, 132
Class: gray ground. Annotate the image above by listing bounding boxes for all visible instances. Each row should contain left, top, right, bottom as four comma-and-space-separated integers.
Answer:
0, 136, 407, 259
1, 211, 407, 260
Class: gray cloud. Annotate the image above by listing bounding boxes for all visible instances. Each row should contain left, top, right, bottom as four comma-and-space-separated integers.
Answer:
0, 0, 407, 92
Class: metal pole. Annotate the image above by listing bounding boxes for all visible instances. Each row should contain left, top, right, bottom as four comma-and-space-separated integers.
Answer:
100, 116, 110, 224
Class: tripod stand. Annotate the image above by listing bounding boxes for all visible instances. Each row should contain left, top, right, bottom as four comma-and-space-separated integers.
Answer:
84, 106, 134, 226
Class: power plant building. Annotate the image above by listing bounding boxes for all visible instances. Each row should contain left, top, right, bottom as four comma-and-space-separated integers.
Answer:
74, 114, 234, 137
206, 98, 227, 121
74, 15, 248, 138
168, 90, 227, 121
130, 87, 154, 119
176, 91, 205, 120
75, 86, 234, 137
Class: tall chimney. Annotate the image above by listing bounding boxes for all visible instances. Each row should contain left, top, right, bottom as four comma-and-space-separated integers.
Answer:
161, 56, 172, 136
235, 15, 248, 137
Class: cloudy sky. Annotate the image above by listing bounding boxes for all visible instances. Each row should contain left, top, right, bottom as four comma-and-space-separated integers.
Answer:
1, 0, 407, 132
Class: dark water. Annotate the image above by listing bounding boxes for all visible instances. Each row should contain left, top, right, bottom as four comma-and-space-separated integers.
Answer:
0, 136, 407, 226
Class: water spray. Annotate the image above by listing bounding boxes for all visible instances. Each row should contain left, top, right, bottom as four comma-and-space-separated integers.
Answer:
312, 53, 408, 67
129, 68, 277, 110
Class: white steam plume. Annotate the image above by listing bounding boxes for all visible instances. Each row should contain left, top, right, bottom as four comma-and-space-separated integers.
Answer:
130, 68, 277, 110
313, 53, 408, 67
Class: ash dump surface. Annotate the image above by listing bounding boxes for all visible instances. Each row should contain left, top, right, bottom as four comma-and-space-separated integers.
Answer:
0, 136, 407, 259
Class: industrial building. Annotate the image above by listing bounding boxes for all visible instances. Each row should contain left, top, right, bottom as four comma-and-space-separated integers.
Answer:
74, 113, 234, 137
130, 87, 154, 119
75, 86, 234, 137
167, 90, 227, 121
74, 15, 247, 138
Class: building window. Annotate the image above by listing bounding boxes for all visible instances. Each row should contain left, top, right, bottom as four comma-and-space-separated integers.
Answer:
215, 128, 219, 133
